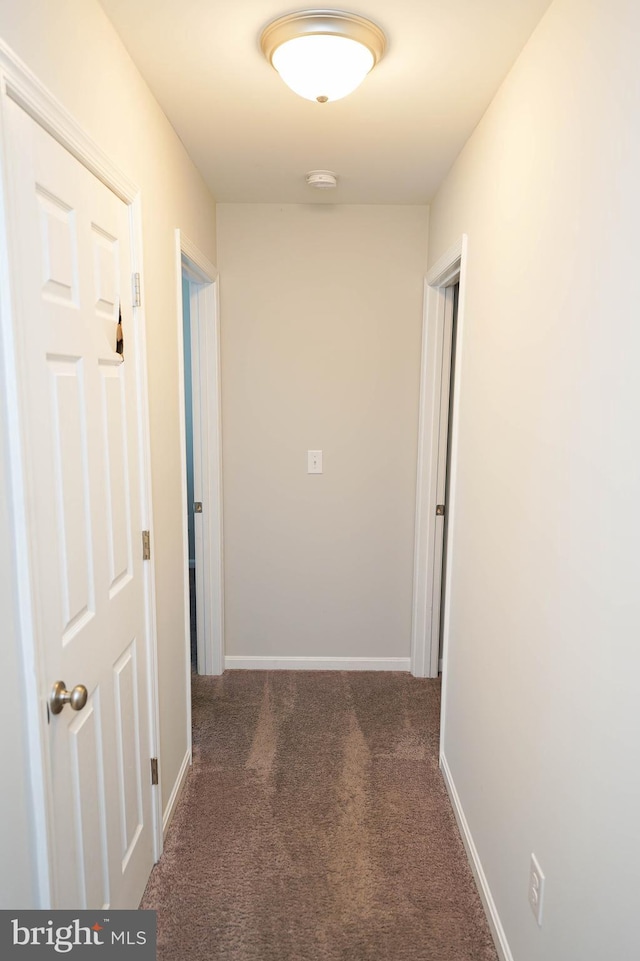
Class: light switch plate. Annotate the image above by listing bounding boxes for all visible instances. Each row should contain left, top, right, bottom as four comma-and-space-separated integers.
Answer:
307, 450, 322, 474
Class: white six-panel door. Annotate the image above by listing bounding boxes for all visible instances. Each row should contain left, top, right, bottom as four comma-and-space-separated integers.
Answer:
5, 97, 155, 909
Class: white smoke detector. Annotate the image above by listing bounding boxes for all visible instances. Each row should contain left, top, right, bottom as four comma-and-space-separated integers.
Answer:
306, 170, 337, 189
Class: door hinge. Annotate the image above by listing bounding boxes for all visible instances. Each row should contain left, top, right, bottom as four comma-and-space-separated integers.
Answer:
436, 504, 445, 516
142, 530, 151, 560
150, 758, 159, 786
132, 272, 141, 308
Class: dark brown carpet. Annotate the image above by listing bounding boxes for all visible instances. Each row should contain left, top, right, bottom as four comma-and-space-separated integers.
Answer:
141, 671, 498, 961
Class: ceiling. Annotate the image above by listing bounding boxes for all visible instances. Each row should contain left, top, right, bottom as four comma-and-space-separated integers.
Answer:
98, 0, 552, 204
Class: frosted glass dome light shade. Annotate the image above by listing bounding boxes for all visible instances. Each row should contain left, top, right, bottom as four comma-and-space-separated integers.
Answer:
272, 35, 374, 102
261, 11, 386, 104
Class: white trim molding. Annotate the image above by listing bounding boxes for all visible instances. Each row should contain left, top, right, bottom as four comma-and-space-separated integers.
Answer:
180, 233, 218, 282
411, 235, 468, 679
427, 238, 465, 289
225, 656, 411, 672
162, 748, 192, 839
0, 39, 137, 203
440, 754, 514, 961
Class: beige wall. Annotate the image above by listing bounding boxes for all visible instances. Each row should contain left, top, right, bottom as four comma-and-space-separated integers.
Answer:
429, 0, 640, 958
217, 204, 428, 661
0, 0, 217, 904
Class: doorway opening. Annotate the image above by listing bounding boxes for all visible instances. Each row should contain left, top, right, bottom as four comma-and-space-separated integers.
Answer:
411, 236, 467, 683
176, 233, 224, 689
181, 275, 198, 669
437, 282, 459, 672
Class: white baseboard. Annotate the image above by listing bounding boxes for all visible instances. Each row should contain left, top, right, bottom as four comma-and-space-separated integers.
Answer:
224, 655, 411, 672
440, 752, 514, 961
162, 748, 191, 838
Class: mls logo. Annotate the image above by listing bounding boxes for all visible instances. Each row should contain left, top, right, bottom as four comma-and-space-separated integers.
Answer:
12, 918, 106, 951
1, 911, 156, 957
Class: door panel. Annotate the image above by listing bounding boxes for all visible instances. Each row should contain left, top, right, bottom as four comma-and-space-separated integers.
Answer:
37, 186, 78, 305
100, 363, 133, 595
48, 355, 95, 639
6, 98, 155, 909
113, 642, 145, 870
68, 693, 110, 909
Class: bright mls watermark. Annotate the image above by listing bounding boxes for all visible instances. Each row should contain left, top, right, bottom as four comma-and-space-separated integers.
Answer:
0, 911, 156, 958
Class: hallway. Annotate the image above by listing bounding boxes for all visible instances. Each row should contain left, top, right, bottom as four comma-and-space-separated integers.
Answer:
141, 671, 497, 960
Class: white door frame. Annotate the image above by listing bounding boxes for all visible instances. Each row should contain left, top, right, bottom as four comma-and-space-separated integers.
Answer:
175, 231, 224, 686
0, 40, 162, 904
411, 235, 468, 679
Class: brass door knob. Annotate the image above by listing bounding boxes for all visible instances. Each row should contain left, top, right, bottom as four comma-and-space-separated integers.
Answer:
49, 681, 88, 715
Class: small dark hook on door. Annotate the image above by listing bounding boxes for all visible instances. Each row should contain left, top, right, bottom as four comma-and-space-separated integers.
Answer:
116, 303, 124, 361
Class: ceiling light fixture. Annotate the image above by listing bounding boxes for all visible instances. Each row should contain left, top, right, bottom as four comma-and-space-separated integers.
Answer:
260, 9, 386, 104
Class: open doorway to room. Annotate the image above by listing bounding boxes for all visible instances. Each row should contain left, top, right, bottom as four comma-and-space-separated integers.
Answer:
411, 237, 467, 686
176, 233, 225, 682
182, 274, 198, 669
437, 282, 459, 672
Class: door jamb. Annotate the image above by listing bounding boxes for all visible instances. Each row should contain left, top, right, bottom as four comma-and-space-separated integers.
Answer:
0, 40, 163, 902
175, 231, 224, 696
411, 236, 468, 680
